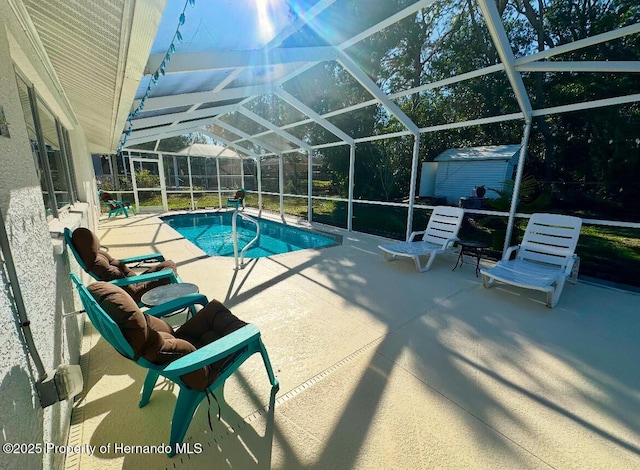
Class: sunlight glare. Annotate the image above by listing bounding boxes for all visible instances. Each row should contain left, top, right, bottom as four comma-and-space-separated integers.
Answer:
256, 0, 277, 43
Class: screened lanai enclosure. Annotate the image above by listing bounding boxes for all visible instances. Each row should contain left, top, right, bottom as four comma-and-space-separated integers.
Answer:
99, 0, 640, 285
5, 1, 640, 467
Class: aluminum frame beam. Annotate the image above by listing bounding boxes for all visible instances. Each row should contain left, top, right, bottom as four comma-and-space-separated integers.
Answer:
134, 84, 277, 111
515, 23, 640, 66
274, 88, 355, 145
211, 118, 283, 155
237, 107, 313, 151
339, 0, 438, 50
132, 104, 238, 129
503, 121, 533, 255
126, 120, 213, 144
477, 0, 533, 120
335, 49, 420, 136
200, 130, 260, 159
517, 61, 640, 73
147, 47, 336, 74
532, 92, 640, 117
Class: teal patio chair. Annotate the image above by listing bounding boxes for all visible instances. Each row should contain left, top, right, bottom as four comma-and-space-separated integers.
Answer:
99, 189, 136, 218
64, 228, 169, 280
70, 273, 279, 456
226, 188, 246, 210
64, 227, 181, 308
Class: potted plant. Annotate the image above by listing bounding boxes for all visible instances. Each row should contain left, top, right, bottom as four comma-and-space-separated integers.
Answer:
478, 175, 550, 250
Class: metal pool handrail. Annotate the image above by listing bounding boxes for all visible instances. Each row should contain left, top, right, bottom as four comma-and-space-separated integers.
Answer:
232, 210, 260, 270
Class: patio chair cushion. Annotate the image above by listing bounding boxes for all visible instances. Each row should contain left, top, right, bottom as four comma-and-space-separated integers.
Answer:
122, 260, 178, 303
100, 191, 118, 210
71, 227, 102, 268
72, 227, 134, 280
71, 228, 177, 302
88, 282, 209, 390
231, 189, 245, 200
100, 190, 132, 210
100, 190, 115, 202
93, 252, 134, 280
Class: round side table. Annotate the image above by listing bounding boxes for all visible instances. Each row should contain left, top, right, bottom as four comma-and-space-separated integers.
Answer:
452, 240, 490, 277
140, 282, 199, 307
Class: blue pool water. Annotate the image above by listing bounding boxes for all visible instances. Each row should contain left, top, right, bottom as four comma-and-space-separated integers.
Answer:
161, 212, 336, 258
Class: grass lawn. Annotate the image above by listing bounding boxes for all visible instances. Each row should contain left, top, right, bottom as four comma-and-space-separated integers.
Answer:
577, 225, 640, 288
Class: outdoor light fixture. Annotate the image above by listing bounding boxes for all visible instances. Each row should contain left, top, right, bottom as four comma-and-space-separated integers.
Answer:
37, 365, 84, 408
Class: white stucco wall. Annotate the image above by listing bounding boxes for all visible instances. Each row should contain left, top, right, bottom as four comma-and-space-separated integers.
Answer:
0, 3, 97, 469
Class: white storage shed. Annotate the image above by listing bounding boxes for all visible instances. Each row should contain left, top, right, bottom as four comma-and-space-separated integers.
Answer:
430, 145, 521, 204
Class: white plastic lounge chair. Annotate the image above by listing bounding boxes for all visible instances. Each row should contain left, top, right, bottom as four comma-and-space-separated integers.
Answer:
379, 206, 464, 272
480, 213, 582, 308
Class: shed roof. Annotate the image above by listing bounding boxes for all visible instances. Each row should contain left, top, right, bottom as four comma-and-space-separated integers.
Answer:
434, 145, 521, 162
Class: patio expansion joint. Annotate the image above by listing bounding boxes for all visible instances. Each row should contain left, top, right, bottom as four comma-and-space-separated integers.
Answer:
274, 336, 386, 408
169, 335, 394, 466
197, 337, 389, 446
166, 330, 396, 466
269, 285, 476, 410
64, 319, 96, 470
250, 281, 558, 469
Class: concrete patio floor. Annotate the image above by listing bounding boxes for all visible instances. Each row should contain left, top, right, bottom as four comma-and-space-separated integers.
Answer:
64, 211, 640, 470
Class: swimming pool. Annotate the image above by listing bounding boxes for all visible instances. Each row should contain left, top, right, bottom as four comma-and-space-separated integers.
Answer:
161, 212, 338, 258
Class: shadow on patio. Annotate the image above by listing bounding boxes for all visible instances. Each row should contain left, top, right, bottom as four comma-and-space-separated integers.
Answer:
64, 213, 640, 470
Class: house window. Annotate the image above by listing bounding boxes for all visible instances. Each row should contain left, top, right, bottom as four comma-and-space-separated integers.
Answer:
15, 72, 78, 218
61, 127, 79, 200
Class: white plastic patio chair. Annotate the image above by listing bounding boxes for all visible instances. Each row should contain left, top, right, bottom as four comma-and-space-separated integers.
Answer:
480, 213, 582, 308
379, 206, 464, 272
